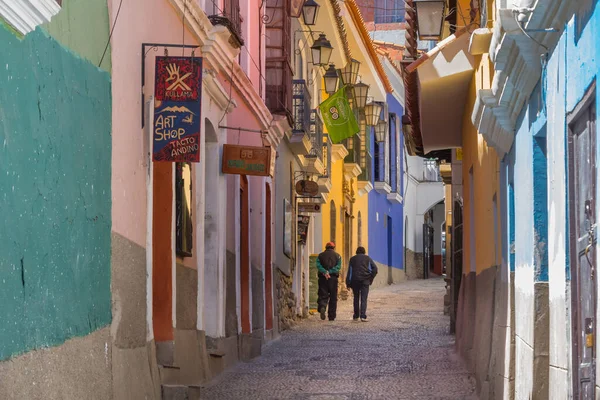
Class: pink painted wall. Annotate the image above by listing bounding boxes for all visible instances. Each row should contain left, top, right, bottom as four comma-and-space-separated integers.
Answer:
110, 0, 201, 247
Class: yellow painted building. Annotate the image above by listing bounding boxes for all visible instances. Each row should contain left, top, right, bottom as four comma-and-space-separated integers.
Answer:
403, 0, 510, 397
313, 0, 391, 288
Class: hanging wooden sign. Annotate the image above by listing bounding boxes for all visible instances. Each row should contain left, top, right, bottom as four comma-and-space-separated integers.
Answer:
222, 144, 274, 177
153, 56, 202, 162
295, 180, 319, 196
298, 202, 321, 213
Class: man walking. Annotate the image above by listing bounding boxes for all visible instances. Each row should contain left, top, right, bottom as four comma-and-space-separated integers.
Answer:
346, 247, 378, 322
316, 242, 342, 321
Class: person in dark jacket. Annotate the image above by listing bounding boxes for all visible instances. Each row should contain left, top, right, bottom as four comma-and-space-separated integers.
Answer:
346, 247, 378, 322
316, 242, 342, 321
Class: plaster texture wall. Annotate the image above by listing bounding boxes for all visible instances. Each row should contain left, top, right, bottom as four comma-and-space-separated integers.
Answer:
321, 155, 346, 255
456, 52, 507, 400
511, 106, 536, 400
43, 0, 112, 72
0, 23, 111, 361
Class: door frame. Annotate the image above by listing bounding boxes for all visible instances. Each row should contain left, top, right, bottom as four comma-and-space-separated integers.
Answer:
568, 81, 597, 399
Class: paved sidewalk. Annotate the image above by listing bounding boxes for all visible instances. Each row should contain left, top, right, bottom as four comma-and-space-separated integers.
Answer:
198, 278, 476, 399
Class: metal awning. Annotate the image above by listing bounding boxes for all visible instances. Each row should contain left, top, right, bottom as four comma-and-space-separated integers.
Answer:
406, 28, 475, 154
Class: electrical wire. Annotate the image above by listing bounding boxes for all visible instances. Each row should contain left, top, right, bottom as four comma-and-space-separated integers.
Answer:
182, 0, 187, 56
218, 56, 237, 126
514, 13, 549, 53
98, 0, 123, 68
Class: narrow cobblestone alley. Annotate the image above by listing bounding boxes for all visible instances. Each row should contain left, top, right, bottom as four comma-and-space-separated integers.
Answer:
198, 279, 476, 399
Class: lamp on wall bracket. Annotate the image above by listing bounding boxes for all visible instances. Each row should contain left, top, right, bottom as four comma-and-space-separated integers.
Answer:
352, 81, 369, 110
341, 58, 361, 86
374, 121, 387, 142
413, 0, 446, 41
323, 64, 340, 94
364, 101, 384, 127
310, 33, 333, 66
302, 0, 320, 26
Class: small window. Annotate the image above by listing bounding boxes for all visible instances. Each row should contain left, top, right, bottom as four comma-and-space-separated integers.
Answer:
176, 162, 193, 257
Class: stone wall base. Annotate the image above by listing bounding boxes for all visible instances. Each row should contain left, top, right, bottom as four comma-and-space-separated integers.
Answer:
275, 269, 297, 331
371, 261, 407, 289
205, 335, 239, 379
456, 267, 520, 400
0, 328, 163, 400
405, 249, 424, 279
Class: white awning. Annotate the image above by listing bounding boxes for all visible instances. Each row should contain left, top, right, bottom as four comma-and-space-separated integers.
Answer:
407, 29, 475, 154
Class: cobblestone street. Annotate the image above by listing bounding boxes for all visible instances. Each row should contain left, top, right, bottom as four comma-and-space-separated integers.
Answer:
198, 278, 476, 399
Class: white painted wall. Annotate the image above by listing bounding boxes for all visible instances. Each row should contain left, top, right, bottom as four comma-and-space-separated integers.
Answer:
403, 152, 445, 254
546, 34, 571, 399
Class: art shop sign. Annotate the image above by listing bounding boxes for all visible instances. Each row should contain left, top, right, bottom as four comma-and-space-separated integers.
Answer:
222, 144, 275, 177
153, 56, 202, 162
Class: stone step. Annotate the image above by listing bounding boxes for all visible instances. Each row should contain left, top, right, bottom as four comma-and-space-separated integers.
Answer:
161, 385, 201, 400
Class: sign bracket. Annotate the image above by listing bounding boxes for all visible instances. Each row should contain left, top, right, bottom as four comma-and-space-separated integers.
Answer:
141, 42, 200, 129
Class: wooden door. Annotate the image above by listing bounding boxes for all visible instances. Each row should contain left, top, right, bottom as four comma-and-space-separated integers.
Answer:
265, 183, 273, 331
240, 176, 250, 334
569, 88, 597, 399
451, 200, 463, 333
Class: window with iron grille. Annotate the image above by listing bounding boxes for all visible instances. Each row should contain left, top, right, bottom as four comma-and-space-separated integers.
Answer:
176, 162, 193, 257
292, 80, 311, 134
265, 0, 293, 118
389, 114, 397, 191
374, 141, 383, 182
374, 0, 405, 24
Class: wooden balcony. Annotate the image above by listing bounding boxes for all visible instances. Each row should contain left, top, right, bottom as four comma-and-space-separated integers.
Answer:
208, 0, 244, 47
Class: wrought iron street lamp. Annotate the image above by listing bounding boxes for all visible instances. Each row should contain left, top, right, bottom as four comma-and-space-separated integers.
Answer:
302, 0, 320, 26
352, 81, 369, 110
375, 121, 388, 142
341, 58, 360, 86
323, 64, 340, 94
413, 0, 446, 41
311, 33, 333, 66
364, 101, 384, 126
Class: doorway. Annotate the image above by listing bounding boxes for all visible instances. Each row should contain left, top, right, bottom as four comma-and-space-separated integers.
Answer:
568, 84, 596, 399
451, 199, 463, 334
344, 210, 352, 280
423, 223, 434, 279
240, 176, 250, 334
265, 183, 273, 331
387, 216, 393, 284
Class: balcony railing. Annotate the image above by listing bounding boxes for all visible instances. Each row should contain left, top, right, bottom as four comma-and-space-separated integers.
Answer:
208, 0, 244, 46
358, 151, 372, 182
307, 110, 323, 160
422, 159, 442, 182
322, 134, 332, 179
344, 134, 361, 165
265, 0, 292, 119
292, 80, 311, 135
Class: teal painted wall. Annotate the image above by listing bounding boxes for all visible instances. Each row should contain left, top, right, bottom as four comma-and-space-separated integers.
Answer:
0, 25, 112, 360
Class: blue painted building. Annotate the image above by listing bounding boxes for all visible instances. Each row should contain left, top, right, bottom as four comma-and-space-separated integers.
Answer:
368, 92, 405, 287
461, 0, 600, 397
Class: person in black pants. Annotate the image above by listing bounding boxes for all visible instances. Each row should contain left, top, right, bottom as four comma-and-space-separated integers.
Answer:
316, 242, 342, 321
346, 247, 378, 322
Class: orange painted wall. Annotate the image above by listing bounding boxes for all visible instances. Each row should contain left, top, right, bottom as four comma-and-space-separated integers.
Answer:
153, 163, 173, 342
462, 57, 502, 275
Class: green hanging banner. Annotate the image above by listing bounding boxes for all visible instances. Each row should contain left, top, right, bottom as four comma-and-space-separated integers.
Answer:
318, 87, 359, 144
